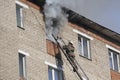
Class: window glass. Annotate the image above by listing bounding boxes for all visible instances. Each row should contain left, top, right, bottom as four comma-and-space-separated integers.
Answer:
19, 53, 26, 77
108, 49, 119, 72
109, 52, 113, 69
83, 38, 88, 57
118, 55, 120, 69
16, 4, 23, 27
78, 37, 82, 55
48, 66, 62, 80
48, 67, 53, 80
54, 70, 59, 80
78, 35, 90, 59
113, 53, 118, 71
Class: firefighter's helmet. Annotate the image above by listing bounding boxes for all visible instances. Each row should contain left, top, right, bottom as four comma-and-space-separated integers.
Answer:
69, 41, 73, 45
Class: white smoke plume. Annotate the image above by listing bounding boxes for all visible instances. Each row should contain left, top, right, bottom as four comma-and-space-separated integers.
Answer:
44, 0, 68, 41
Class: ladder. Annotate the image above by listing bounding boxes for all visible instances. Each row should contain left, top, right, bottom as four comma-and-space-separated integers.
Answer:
52, 35, 89, 80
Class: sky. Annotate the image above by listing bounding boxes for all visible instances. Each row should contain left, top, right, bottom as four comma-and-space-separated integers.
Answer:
60, 0, 120, 34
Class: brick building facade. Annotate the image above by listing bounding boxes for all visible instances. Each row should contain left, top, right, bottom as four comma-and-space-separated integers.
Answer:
0, 0, 120, 80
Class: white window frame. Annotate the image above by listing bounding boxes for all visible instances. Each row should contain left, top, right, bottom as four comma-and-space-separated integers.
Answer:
18, 50, 30, 57
73, 29, 94, 40
16, 4, 24, 28
106, 45, 120, 72
106, 45, 120, 53
45, 61, 63, 80
48, 66, 63, 80
109, 50, 120, 72
15, 0, 28, 28
78, 35, 91, 59
15, 0, 29, 9
19, 53, 27, 78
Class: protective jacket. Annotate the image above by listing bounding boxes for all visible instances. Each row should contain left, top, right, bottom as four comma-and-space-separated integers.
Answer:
63, 44, 75, 58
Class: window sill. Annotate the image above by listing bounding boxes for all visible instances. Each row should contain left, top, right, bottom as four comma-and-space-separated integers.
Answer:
17, 26, 25, 30
79, 54, 92, 61
19, 76, 26, 80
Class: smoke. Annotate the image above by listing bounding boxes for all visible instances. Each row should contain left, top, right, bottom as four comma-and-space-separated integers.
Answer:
44, 0, 68, 41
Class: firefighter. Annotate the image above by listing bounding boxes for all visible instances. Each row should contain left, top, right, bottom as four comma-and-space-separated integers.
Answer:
63, 41, 78, 72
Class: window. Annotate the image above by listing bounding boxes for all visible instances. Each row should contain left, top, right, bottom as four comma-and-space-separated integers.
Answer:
48, 66, 63, 80
16, 4, 23, 28
78, 35, 91, 59
19, 53, 26, 78
109, 49, 120, 71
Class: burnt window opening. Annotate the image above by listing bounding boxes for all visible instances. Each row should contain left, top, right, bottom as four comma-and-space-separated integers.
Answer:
46, 39, 63, 67
46, 40, 60, 56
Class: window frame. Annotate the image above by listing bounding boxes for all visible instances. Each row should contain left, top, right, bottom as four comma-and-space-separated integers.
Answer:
48, 66, 63, 80
15, 0, 29, 29
16, 4, 24, 28
109, 49, 120, 72
106, 44, 120, 72
15, 1, 29, 9
78, 35, 91, 59
19, 53, 27, 79
45, 61, 63, 80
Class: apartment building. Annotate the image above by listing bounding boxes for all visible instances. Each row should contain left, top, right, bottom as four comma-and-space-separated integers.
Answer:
0, 0, 120, 80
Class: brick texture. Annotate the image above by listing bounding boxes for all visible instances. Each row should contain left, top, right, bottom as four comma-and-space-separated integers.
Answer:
0, 0, 120, 80
111, 70, 120, 80
60, 24, 112, 80
0, 0, 19, 80
0, 0, 47, 80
